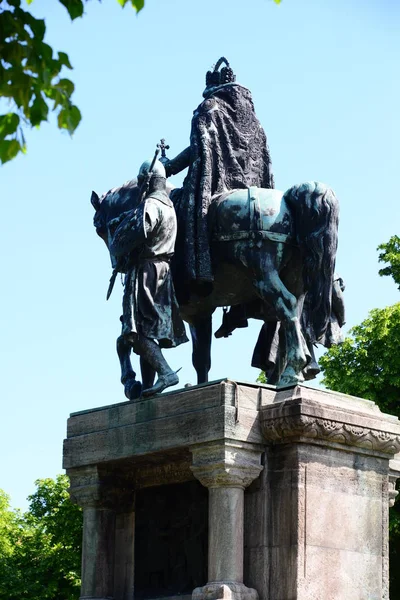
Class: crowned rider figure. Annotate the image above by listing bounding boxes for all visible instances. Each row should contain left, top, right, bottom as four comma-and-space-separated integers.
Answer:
164, 58, 274, 305
110, 158, 188, 398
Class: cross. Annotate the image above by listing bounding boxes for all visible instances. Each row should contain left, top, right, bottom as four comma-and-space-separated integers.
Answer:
157, 138, 170, 164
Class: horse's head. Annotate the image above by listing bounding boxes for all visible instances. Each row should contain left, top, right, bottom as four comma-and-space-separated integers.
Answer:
91, 179, 141, 268
91, 178, 175, 269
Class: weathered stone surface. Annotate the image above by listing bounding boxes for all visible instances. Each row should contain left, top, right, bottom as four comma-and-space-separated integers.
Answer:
242, 384, 400, 600
80, 507, 116, 600
63, 381, 400, 600
114, 511, 135, 600
208, 487, 244, 582
260, 385, 400, 455
190, 441, 263, 489
192, 582, 258, 600
63, 381, 263, 471
389, 454, 400, 507
190, 440, 263, 600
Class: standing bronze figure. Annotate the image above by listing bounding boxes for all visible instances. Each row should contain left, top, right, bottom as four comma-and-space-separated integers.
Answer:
92, 157, 188, 399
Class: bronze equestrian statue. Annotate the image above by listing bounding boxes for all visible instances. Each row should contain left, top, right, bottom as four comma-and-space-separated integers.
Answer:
92, 178, 339, 397
91, 59, 342, 399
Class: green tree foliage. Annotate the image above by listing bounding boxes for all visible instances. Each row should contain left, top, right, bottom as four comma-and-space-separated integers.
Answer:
0, 475, 82, 600
0, 0, 144, 164
320, 303, 400, 413
320, 238, 400, 595
378, 235, 400, 290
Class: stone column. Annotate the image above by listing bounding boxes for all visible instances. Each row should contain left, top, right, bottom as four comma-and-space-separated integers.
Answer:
68, 466, 135, 600
113, 499, 135, 600
190, 441, 263, 600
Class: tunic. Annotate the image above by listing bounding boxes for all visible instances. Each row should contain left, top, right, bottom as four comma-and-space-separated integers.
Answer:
111, 190, 188, 348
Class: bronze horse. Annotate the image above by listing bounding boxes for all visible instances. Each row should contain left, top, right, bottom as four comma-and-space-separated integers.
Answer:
92, 180, 339, 396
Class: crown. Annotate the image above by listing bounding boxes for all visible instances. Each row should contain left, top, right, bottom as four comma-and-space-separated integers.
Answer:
205, 57, 236, 88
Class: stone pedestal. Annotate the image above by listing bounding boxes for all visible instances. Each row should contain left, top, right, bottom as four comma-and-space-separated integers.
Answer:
63, 380, 400, 600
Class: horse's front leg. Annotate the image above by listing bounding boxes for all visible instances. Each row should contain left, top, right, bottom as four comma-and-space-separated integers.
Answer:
116, 335, 142, 400
280, 317, 307, 386
189, 314, 212, 384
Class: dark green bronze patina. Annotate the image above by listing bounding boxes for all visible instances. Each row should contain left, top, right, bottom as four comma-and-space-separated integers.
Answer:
91, 59, 343, 398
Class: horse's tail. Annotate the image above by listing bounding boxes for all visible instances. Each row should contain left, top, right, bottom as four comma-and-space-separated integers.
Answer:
284, 182, 339, 341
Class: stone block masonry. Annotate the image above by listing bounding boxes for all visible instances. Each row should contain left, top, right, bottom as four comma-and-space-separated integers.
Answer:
63, 380, 400, 600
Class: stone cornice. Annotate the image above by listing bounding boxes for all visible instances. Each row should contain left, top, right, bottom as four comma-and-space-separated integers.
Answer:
260, 394, 400, 456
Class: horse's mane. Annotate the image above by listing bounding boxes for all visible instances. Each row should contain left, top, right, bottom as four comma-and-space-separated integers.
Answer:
94, 179, 139, 233
93, 178, 175, 234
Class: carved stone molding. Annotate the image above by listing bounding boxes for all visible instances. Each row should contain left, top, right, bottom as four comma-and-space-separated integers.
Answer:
388, 477, 399, 508
190, 441, 263, 490
68, 465, 135, 511
260, 397, 400, 456
389, 456, 400, 507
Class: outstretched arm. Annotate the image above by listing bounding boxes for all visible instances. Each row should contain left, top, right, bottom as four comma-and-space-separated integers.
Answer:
164, 146, 191, 177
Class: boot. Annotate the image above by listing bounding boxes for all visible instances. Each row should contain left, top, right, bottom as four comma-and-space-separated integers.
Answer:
214, 306, 248, 339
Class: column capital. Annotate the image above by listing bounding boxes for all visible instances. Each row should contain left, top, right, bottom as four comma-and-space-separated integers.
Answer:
190, 441, 263, 489
67, 465, 135, 511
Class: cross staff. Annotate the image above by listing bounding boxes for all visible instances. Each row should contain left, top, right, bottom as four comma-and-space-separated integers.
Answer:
157, 138, 170, 165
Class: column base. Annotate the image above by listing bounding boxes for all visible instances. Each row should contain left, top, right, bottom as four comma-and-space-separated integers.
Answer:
193, 582, 258, 600
80, 596, 113, 599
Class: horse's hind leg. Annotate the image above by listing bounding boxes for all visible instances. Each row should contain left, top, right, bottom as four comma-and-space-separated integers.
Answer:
189, 314, 212, 384
116, 335, 142, 400
252, 253, 306, 386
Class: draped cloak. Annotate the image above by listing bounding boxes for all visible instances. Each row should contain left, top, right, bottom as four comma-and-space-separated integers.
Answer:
171, 83, 274, 302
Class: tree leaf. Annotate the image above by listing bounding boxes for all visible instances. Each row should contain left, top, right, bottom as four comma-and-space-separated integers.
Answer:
57, 104, 81, 133
131, 0, 145, 12
0, 113, 20, 138
30, 93, 49, 126
0, 139, 22, 164
9, 72, 33, 110
58, 0, 84, 20
118, 0, 144, 11
57, 78, 75, 96
58, 51, 73, 70
23, 13, 46, 41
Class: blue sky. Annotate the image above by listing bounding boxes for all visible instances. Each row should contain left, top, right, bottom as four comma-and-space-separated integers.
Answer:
1, 0, 399, 510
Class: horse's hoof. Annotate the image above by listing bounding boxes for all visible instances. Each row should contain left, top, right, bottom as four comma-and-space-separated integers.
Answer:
303, 363, 320, 381
142, 371, 179, 398
124, 379, 142, 401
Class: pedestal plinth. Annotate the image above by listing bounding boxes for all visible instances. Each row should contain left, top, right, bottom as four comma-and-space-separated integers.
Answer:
63, 380, 400, 600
